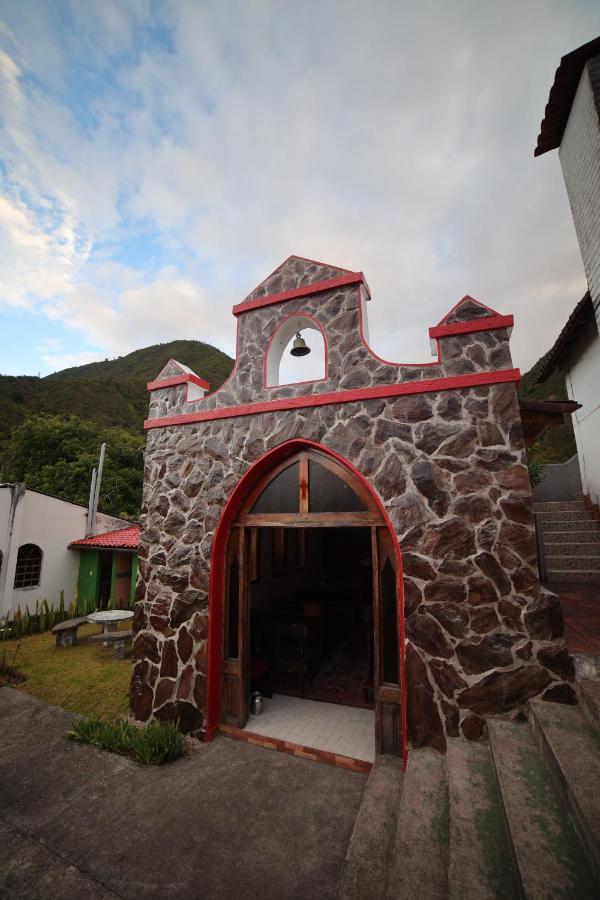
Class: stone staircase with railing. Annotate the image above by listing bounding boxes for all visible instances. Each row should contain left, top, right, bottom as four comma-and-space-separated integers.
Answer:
336, 695, 600, 899
533, 499, 600, 583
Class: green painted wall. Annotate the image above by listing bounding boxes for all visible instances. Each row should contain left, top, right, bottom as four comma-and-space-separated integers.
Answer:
130, 554, 138, 605
109, 554, 118, 610
77, 550, 100, 612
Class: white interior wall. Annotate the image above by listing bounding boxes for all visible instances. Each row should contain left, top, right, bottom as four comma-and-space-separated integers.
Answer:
565, 328, 600, 506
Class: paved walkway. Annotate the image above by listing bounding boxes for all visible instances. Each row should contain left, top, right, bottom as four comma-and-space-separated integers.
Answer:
0, 688, 366, 899
550, 581, 600, 655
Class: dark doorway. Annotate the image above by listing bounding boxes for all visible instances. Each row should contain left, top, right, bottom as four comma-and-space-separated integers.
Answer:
219, 447, 403, 757
249, 527, 374, 710
98, 551, 113, 609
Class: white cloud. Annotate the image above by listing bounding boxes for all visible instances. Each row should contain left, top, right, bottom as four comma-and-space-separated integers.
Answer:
0, 0, 597, 377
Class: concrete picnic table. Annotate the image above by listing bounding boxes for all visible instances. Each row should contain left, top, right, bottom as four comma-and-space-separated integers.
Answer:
87, 610, 134, 658
87, 610, 133, 633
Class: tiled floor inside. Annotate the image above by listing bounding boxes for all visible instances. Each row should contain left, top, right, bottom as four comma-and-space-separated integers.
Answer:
243, 694, 376, 762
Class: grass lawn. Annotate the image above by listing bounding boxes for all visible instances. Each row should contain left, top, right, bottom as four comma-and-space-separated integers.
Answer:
1, 623, 131, 720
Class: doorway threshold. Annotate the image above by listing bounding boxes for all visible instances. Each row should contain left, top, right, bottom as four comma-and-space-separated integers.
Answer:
220, 694, 375, 773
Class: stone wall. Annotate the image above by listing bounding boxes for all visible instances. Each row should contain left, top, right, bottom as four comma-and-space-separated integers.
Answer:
132, 257, 574, 752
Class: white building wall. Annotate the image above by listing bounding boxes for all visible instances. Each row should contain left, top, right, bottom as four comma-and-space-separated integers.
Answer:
564, 326, 600, 506
0, 486, 136, 620
559, 57, 600, 325
0, 487, 89, 620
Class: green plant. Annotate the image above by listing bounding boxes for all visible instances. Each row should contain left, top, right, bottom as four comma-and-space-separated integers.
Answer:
0, 641, 22, 682
526, 446, 545, 488
67, 717, 186, 765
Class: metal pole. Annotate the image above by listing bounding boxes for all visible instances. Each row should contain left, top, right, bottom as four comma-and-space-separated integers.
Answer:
86, 468, 97, 537
90, 443, 106, 536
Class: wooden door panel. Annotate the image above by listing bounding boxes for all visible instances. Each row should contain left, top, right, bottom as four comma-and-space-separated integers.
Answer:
221, 528, 249, 728
373, 526, 403, 757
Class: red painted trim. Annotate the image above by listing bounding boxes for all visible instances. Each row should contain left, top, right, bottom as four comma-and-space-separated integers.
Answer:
147, 373, 211, 392
428, 314, 514, 340
263, 310, 328, 388
434, 294, 500, 327
232, 272, 364, 316
204, 438, 407, 766
242, 255, 358, 305
145, 368, 521, 430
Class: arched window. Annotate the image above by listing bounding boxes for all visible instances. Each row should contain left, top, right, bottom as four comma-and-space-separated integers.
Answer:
239, 449, 383, 524
13, 544, 43, 589
265, 315, 327, 387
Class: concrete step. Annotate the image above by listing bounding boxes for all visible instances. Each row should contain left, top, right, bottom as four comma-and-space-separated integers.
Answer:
545, 554, 600, 570
542, 520, 600, 535
447, 740, 518, 900
529, 700, 600, 884
545, 569, 600, 583
538, 510, 596, 525
534, 501, 586, 512
488, 718, 597, 899
545, 541, 600, 556
543, 530, 600, 544
336, 756, 404, 900
384, 749, 448, 900
573, 655, 600, 681
578, 679, 600, 733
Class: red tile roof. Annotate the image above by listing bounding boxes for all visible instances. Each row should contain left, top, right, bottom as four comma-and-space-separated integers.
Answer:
70, 525, 140, 550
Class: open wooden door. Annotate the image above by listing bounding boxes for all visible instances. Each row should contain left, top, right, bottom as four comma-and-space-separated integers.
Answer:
221, 526, 249, 727
372, 526, 403, 756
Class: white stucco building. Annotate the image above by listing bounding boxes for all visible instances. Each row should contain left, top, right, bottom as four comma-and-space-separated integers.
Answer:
536, 37, 600, 507
0, 484, 129, 621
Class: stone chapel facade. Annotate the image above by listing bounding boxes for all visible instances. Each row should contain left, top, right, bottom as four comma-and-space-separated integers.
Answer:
131, 256, 573, 755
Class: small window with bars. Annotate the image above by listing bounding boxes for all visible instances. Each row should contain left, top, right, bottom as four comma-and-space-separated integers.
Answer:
13, 544, 43, 589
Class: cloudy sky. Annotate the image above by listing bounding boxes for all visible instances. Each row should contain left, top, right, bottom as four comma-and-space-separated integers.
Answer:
0, 1, 598, 380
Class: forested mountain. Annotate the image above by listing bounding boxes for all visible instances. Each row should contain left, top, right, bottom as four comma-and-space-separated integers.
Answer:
0, 340, 234, 518
0, 340, 234, 447
518, 352, 577, 464
0, 336, 574, 518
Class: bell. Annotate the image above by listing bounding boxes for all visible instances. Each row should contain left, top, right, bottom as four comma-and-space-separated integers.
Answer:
290, 331, 311, 357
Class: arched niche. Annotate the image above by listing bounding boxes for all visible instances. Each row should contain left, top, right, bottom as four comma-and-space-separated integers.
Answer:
265, 314, 327, 387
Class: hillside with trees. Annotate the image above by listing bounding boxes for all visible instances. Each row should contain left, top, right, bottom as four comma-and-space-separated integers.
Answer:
0, 340, 234, 518
0, 340, 233, 446
518, 352, 577, 465
0, 337, 575, 518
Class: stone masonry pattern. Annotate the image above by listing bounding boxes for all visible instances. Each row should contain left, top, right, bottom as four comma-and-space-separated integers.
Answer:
132, 257, 575, 753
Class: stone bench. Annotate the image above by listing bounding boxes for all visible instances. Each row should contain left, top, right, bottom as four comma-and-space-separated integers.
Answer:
51, 616, 90, 648
88, 630, 133, 659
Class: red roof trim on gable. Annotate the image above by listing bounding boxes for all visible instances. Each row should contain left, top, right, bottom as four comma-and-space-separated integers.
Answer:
429, 315, 514, 340
144, 368, 520, 430
70, 525, 140, 550
232, 272, 365, 316
434, 295, 501, 327
147, 373, 211, 392
242, 255, 356, 302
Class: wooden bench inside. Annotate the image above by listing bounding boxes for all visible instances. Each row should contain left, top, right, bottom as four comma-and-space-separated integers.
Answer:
51, 616, 90, 648
88, 630, 133, 659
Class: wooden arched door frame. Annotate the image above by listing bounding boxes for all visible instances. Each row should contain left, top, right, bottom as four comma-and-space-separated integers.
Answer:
205, 439, 406, 762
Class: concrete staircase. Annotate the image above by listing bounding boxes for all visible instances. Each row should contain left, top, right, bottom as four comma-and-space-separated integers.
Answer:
336, 699, 600, 899
533, 499, 600, 583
